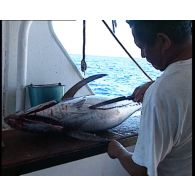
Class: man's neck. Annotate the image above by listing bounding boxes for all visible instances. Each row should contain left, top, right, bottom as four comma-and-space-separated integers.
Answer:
166, 38, 192, 68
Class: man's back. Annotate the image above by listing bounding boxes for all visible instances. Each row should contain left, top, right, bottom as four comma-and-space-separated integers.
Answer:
132, 58, 192, 175
156, 59, 192, 175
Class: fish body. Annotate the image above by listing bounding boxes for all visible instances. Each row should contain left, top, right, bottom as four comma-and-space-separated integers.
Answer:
32, 95, 141, 132
4, 74, 141, 137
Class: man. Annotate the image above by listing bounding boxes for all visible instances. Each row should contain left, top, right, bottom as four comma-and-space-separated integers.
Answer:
107, 21, 192, 176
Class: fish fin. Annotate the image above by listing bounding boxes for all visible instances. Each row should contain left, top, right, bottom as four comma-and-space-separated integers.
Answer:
72, 98, 86, 108
61, 74, 107, 100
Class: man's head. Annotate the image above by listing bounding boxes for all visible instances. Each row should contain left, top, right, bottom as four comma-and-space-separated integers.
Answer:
126, 20, 192, 71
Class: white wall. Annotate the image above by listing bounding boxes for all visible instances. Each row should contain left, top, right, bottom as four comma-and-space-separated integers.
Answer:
23, 146, 134, 176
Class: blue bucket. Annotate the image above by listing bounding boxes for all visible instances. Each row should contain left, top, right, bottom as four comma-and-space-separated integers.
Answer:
27, 83, 65, 107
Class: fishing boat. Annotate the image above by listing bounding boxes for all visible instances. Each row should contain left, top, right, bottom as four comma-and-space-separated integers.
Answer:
1, 20, 142, 176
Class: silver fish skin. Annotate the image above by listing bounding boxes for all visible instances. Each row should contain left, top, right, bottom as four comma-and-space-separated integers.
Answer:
4, 74, 141, 134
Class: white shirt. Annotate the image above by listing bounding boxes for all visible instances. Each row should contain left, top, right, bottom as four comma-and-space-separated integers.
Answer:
132, 59, 192, 176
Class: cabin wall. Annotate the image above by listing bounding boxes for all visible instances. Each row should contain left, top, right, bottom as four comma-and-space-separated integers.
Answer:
2, 21, 92, 119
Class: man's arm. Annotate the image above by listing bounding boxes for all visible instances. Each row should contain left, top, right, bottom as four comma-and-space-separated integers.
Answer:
107, 140, 147, 176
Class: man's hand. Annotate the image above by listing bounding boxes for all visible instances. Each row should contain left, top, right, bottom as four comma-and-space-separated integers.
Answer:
107, 140, 147, 176
107, 140, 129, 159
132, 81, 154, 102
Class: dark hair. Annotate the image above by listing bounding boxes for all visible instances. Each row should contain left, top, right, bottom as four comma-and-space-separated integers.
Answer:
126, 20, 192, 45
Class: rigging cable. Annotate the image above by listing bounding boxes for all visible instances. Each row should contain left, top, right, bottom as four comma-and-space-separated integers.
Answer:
102, 20, 153, 82
81, 20, 87, 76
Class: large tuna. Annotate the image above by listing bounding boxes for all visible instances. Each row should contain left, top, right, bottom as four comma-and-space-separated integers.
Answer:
4, 74, 141, 141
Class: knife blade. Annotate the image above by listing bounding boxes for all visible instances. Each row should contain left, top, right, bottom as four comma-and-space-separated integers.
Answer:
89, 95, 134, 109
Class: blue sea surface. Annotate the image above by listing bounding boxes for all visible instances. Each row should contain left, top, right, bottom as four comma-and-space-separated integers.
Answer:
70, 54, 162, 97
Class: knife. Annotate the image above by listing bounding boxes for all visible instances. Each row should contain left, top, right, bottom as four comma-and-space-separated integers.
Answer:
89, 94, 134, 109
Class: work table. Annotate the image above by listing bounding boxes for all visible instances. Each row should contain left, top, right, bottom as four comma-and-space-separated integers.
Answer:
1, 115, 140, 176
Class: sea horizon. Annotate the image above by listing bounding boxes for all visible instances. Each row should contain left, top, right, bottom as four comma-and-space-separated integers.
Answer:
70, 54, 161, 97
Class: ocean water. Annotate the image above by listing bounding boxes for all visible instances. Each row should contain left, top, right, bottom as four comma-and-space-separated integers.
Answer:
70, 54, 162, 97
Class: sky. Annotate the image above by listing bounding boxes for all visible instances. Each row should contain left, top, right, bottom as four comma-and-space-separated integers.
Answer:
52, 20, 142, 58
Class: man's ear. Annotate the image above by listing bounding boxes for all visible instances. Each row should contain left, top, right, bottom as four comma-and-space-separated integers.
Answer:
156, 33, 172, 53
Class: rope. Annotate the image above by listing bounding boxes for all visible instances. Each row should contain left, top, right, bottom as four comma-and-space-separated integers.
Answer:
81, 20, 87, 76
102, 20, 153, 82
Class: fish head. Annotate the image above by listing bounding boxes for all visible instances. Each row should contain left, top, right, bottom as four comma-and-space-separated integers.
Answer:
4, 112, 64, 132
